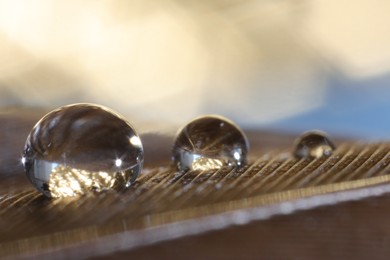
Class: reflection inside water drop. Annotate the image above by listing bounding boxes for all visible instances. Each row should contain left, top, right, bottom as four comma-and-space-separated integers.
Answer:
293, 130, 335, 159
22, 103, 144, 198
172, 115, 249, 171
28, 160, 141, 198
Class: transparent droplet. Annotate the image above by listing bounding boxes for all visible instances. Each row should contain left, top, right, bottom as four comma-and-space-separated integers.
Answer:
172, 115, 249, 171
293, 130, 335, 159
22, 103, 144, 198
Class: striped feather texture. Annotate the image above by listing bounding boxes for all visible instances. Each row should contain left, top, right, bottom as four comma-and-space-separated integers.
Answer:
1, 109, 390, 258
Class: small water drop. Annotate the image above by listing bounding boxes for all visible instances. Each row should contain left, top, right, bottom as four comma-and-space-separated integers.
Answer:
22, 103, 144, 198
172, 115, 249, 171
293, 130, 335, 159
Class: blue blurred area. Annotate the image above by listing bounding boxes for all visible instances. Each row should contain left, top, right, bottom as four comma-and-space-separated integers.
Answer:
272, 72, 390, 139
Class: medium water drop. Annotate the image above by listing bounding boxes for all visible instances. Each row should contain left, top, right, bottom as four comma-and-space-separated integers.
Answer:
22, 103, 144, 198
293, 130, 335, 159
172, 115, 249, 171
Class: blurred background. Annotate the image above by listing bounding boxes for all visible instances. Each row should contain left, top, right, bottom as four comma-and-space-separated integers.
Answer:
0, 0, 389, 139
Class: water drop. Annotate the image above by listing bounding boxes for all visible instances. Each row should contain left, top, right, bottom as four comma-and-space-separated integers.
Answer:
172, 115, 249, 171
293, 130, 335, 159
22, 103, 144, 198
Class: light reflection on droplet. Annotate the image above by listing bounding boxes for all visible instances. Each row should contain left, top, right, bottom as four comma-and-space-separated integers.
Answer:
130, 136, 142, 147
293, 130, 335, 159
115, 158, 123, 167
172, 115, 249, 171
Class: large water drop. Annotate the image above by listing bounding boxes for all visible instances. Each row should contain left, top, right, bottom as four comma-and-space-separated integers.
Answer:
22, 103, 143, 198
